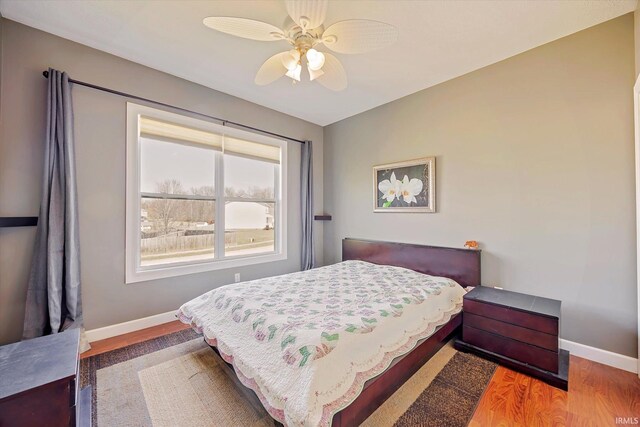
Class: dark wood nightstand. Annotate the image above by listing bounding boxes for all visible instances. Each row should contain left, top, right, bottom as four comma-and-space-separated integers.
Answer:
0, 328, 91, 426
454, 286, 569, 390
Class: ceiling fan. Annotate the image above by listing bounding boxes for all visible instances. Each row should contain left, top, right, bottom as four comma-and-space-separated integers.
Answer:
203, 0, 398, 91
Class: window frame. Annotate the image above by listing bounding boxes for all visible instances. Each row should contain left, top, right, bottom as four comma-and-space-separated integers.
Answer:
126, 103, 288, 284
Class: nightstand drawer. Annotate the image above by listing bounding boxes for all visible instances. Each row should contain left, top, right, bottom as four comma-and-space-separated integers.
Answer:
464, 299, 558, 335
464, 312, 558, 352
463, 326, 559, 373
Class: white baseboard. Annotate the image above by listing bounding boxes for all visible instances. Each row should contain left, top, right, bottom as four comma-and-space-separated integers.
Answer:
85, 311, 638, 375
560, 338, 637, 374
85, 310, 178, 343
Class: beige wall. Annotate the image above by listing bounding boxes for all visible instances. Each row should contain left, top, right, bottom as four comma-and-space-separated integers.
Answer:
0, 19, 323, 345
324, 15, 637, 357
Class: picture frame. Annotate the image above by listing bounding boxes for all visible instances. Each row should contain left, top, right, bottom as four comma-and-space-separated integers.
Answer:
373, 157, 436, 213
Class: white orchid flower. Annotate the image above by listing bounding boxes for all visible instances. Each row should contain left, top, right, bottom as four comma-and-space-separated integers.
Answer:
378, 172, 400, 202
400, 175, 423, 204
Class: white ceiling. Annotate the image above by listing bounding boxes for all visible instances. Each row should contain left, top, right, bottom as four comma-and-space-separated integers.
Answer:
1, 0, 636, 126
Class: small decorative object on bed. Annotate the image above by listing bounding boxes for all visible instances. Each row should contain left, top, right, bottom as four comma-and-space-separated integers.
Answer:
373, 157, 435, 213
464, 240, 479, 250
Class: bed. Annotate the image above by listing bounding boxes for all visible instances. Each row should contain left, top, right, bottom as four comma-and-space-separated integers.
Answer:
177, 238, 481, 427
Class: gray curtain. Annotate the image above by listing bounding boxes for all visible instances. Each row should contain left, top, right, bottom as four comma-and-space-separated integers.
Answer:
23, 68, 85, 342
301, 140, 315, 270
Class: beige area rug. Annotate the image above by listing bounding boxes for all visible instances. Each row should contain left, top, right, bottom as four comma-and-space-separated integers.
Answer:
84, 329, 494, 426
95, 338, 206, 426
138, 346, 272, 427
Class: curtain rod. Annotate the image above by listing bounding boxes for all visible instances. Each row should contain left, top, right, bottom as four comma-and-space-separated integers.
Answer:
42, 70, 306, 145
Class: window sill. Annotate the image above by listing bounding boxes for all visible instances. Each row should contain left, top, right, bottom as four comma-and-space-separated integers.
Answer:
126, 252, 288, 284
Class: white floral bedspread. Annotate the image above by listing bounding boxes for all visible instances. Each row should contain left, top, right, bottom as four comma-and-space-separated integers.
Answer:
177, 260, 466, 427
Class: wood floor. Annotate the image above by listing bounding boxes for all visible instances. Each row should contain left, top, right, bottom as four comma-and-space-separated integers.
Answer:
470, 355, 640, 426
80, 320, 189, 359
84, 321, 640, 426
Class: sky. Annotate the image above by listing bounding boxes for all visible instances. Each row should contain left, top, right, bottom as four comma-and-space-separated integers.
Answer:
140, 137, 276, 195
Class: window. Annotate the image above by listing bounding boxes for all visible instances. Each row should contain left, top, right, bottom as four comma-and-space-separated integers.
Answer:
126, 103, 287, 283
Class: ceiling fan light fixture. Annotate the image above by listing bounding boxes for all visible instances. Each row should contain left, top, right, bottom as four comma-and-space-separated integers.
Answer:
204, 1, 397, 91
286, 63, 302, 81
281, 49, 301, 71
306, 48, 325, 71
308, 66, 324, 81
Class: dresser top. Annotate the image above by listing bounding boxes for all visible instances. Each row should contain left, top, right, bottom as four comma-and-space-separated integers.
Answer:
0, 328, 79, 400
465, 286, 561, 318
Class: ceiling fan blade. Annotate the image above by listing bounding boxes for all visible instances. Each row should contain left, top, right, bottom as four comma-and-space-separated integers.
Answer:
255, 52, 288, 85
203, 17, 285, 41
322, 20, 398, 54
316, 52, 347, 91
285, 0, 327, 32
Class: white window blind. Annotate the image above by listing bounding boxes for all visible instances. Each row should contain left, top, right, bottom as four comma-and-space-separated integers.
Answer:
139, 116, 280, 163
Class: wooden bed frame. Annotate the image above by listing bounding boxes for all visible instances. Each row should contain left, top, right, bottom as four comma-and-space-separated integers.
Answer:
210, 238, 482, 426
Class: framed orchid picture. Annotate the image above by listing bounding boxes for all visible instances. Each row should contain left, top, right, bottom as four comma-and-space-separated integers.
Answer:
373, 157, 435, 213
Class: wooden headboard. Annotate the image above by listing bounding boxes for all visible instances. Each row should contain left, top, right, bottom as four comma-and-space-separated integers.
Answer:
342, 238, 481, 287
